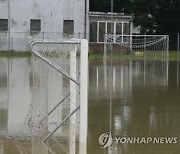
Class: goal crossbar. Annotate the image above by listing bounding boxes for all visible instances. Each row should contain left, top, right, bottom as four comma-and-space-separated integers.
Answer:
30, 40, 80, 85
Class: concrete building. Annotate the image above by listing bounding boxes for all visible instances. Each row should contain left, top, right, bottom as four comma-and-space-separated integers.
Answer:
0, 0, 139, 51
0, 0, 89, 51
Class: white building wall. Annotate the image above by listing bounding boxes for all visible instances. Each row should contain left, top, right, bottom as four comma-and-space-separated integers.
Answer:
0, 0, 86, 51
0, 1, 8, 50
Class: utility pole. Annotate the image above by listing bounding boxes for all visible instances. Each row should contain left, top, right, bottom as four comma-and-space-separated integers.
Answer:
177, 33, 179, 85
8, 0, 11, 51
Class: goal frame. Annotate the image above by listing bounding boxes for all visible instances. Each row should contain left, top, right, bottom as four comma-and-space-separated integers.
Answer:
29, 39, 88, 144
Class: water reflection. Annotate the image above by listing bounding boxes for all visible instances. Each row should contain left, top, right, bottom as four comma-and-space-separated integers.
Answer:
0, 59, 8, 137
0, 58, 87, 154
89, 61, 180, 154
0, 57, 180, 154
90, 60, 169, 101
7, 58, 31, 136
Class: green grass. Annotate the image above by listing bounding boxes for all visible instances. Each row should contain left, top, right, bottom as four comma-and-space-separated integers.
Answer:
0, 51, 180, 63
88, 53, 104, 64
169, 51, 180, 61
89, 51, 180, 64
0, 51, 31, 57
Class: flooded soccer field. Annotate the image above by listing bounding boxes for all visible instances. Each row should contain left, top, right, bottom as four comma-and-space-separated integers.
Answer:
0, 57, 180, 154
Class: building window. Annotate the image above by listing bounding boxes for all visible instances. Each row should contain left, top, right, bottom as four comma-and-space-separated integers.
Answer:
90, 21, 131, 43
90, 22, 97, 42
123, 23, 130, 35
63, 20, 74, 35
30, 19, 41, 32
0, 19, 8, 31
116, 23, 122, 35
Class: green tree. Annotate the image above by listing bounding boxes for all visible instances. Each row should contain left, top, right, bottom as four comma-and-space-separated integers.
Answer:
90, 0, 133, 13
155, 0, 180, 34
132, 0, 180, 34
132, 0, 158, 34
90, 0, 180, 35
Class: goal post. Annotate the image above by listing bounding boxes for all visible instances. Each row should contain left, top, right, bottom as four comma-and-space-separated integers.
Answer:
11, 39, 88, 147
104, 35, 169, 60
79, 39, 88, 143
104, 35, 169, 78
104, 35, 169, 72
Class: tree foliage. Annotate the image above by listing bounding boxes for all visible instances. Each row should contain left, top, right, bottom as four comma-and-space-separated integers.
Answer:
89, 0, 180, 34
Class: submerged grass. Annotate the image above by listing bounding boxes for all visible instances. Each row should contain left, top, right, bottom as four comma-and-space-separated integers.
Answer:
0, 51, 180, 63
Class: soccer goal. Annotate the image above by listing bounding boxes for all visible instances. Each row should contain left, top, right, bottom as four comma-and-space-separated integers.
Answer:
104, 35, 169, 78
12, 39, 88, 147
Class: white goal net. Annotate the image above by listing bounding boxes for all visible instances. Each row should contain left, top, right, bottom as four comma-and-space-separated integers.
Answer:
104, 35, 169, 79
9, 39, 88, 153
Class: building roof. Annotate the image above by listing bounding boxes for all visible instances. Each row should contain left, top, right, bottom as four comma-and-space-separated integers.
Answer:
89, 11, 133, 19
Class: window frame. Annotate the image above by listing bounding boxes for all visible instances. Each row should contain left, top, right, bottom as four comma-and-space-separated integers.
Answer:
63, 20, 74, 35
0, 19, 8, 31
30, 19, 41, 32
91, 21, 130, 43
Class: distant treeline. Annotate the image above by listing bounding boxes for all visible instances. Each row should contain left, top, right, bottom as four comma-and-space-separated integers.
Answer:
90, 0, 180, 35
